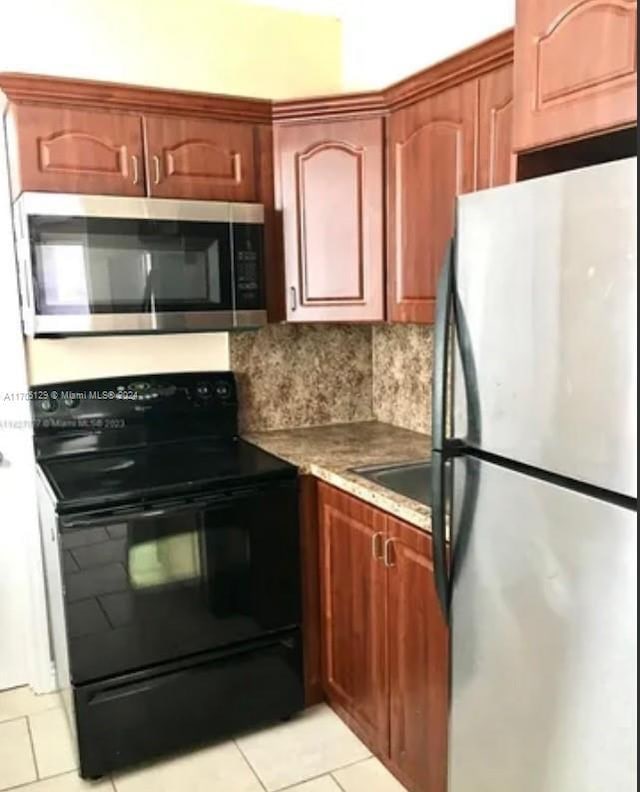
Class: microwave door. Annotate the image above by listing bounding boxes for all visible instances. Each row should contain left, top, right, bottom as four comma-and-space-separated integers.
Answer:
25, 211, 237, 335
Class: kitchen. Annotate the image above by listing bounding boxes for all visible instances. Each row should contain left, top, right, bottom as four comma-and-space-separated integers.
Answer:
0, 1, 636, 791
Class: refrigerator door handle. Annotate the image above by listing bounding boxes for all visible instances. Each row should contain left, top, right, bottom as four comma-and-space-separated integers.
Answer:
432, 238, 455, 452
431, 449, 450, 622
431, 239, 455, 622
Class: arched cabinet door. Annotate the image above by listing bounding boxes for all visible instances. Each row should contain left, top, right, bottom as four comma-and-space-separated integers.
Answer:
477, 64, 515, 190
276, 118, 384, 322
6, 105, 145, 196
514, 0, 637, 150
143, 116, 258, 200
387, 82, 476, 323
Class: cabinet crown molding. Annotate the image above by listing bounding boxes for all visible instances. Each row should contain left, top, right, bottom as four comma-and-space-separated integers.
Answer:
0, 72, 273, 124
1, 29, 513, 126
273, 28, 514, 122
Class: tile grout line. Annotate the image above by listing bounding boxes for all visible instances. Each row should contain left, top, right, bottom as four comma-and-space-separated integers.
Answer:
267, 754, 374, 792
1, 768, 115, 792
0, 702, 60, 728
330, 774, 348, 792
24, 715, 39, 781
233, 739, 268, 792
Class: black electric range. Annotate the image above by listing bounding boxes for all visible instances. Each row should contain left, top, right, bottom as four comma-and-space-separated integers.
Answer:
33, 372, 303, 779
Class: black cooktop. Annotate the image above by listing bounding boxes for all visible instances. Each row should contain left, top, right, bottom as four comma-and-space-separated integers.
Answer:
40, 438, 296, 514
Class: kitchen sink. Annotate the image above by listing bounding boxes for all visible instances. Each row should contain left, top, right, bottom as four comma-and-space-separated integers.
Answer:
352, 460, 432, 506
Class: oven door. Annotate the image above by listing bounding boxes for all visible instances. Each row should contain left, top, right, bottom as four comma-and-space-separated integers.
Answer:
14, 194, 260, 335
59, 480, 300, 684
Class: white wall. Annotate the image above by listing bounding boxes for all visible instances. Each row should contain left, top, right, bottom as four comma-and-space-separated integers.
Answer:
341, 0, 515, 90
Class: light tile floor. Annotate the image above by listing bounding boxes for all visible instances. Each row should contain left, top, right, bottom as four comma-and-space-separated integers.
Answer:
0, 687, 407, 792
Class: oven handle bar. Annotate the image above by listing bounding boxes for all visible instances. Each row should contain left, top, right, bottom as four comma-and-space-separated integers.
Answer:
59, 481, 294, 530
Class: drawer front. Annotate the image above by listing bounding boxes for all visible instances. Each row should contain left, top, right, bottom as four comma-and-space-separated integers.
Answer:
74, 631, 304, 778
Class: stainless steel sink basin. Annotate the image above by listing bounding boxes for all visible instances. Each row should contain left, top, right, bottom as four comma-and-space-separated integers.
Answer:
352, 460, 432, 506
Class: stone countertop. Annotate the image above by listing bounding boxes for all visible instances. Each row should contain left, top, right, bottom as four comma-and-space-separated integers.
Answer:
244, 421, 432, 532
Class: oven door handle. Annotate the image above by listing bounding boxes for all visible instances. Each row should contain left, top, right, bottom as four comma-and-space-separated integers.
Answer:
60, 500, 199, 529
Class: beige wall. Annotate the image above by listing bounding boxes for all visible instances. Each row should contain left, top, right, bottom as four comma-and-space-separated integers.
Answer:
0, 0, 342, 98
26, 334, 230, 385
1, 0, 342, 385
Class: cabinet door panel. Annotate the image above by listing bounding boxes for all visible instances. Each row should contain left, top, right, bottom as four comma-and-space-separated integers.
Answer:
387, 517, 449, 792
514, 0, 637, 150
277, 119, 384, 322
6, 105, 144, 196
388, 83, 476, 323
144, 116, 257, 200
318, 484, 388, 753
477, 64, 515, 190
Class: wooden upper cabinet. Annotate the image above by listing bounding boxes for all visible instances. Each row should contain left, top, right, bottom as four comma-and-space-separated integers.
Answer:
477, 64, 515, 189
317, 483, 389, 753
514, 0, 638, 151
387, 83, 476, 323
143, 115, 258, 200
386, 516, 449, 792
5, 104, 145, 197
276, 119, 385, 322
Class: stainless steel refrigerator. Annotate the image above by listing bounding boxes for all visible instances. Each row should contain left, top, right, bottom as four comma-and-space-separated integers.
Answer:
430, 157, 637, 792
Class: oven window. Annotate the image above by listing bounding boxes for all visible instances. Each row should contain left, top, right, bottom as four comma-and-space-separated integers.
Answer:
29, 216, 232, 314
128, 531, 202, 589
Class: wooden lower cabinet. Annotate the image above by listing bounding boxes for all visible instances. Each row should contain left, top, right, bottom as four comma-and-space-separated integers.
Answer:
317, 482, 448, 792
318, 483, 389, 753
386, 516, 449, 792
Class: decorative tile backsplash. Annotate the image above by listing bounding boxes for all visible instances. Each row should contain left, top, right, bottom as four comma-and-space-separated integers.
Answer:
230, 324, 374, 432
372, 324, 433, 435
229, 322, 432, 434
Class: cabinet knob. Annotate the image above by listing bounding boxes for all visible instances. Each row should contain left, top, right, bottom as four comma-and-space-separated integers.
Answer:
152, 155, 162, 185
131, 155, 140, 185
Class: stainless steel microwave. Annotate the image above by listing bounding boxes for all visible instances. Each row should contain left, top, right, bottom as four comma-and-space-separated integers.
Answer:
13, 193, 266, 336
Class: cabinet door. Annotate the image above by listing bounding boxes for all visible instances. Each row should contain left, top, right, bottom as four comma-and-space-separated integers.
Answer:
6, 104, 144, 197
477, 64, 515, 190
388, 83, 476, 323
514, 0, 638, 151
276, 119, 384, 322
386, 517, 449, 792
143, 115, 257, 200
318, 483, 388, 753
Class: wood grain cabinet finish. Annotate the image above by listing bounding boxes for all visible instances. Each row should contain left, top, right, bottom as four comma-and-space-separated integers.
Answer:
317, 483, 389, 753
477, 64, 515, 189
514, 0, 638, 151
317, 482, 449, 792
143, 115, 258, 200
5, 104, 145, 196
386, 517, 448, 792
387, 83, 476, 323
276, 119, 385, 322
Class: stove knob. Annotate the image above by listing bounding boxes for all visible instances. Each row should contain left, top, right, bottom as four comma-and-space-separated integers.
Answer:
215, 382, 231, 399
40, 398, 58, 413
196, 382, 212, 398
63, 397, 79, 409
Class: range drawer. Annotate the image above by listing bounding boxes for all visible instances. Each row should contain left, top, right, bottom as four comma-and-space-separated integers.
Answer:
74, 630, 303, 778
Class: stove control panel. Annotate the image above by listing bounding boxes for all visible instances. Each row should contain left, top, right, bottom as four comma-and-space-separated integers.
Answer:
31, 372, 239, 437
